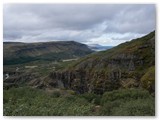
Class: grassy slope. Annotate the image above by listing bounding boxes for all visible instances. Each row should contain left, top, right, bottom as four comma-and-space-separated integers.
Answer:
3, 41, 93, 65
69, 31, 155, 69
58, 31, 155, 93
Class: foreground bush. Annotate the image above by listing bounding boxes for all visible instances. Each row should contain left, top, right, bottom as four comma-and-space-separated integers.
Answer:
78, 93, 101, 105
3, 87, 155, 116
101, 88, 151, 104
100, 88, 155, 116
3, 87, 94, 116
111, 98, 155, 116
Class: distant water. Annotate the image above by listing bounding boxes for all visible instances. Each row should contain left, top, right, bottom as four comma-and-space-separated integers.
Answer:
89, 46, 114, 51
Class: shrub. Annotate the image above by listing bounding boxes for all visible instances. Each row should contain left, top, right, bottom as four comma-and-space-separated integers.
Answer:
101, 88, 151, 105
51, 91, 61, 98
4, 87, 155, 116
67, 90, 76, 95
78, 93, 101, 105
3, 87, 94, 116
141, 66, 155, 92
100, 100, 124, 115
111, 98, 155, 116
100, 88, 155, 116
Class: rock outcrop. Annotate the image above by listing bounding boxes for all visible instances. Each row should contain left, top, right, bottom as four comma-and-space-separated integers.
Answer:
3, 69, 40, 89
49, 31, 155, 94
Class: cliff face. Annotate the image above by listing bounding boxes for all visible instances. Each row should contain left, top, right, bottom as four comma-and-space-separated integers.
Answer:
49, 31, 155, 94
3, 70, 39, 89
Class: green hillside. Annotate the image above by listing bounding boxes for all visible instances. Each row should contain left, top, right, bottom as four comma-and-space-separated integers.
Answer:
50, 31, 155, 94
3, 41, 93, 65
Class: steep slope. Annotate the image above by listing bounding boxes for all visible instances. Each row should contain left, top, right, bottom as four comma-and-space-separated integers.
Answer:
3, 41, 93, 65
49, 31, 155, 94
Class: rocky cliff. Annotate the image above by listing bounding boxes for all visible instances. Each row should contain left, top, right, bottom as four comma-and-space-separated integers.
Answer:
49, 31, 155, 94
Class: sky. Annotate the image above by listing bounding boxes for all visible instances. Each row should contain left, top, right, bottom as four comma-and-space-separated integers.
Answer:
3, 4, 156, 46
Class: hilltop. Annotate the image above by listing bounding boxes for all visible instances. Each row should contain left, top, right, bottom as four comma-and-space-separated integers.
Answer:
3, 41, 93, 65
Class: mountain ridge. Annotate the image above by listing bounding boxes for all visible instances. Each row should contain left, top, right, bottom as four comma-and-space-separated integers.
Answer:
48, 31, 155, 94
3, 41, 93, 65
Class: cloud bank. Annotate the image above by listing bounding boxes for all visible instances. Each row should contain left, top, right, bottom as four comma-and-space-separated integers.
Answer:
3, 4, 156, 46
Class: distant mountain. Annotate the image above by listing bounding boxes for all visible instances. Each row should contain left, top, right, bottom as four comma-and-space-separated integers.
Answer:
3, 41, 93, 65
87, 44, 113, 51
50, 31, 155, 94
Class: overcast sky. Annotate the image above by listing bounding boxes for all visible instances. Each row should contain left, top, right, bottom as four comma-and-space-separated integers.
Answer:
3, 4, 155, 46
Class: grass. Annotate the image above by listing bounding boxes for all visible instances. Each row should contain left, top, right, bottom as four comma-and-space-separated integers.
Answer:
3, 60, 74, 78
4, 87, 155, 116
69, 31, 155, 70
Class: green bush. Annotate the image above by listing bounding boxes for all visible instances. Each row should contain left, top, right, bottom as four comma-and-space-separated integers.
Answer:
100, 100, 124, 115
3, 87, 94, 116
66, 90, 76, 95
100, 88, 155, 116
3, 87, 155, 116
101, 88, 151, 105
78, 93, 101, 105
141, 66, 155, 92
112, 98, 155, 116
51, 91, 61, 98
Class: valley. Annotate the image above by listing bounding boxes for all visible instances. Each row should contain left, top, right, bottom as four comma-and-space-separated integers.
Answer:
3, 31, 155, 116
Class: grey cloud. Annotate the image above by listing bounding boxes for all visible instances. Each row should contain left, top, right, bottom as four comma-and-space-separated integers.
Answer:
3, 31, 22, 40
4, 4, 119, 30
105, 5, 156, 34
3, 4, 156, 45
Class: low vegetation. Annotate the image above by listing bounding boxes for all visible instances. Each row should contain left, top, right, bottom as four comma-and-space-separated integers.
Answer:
100, 88, 155, 116
4, 87, 155, 116
141, 66, 155, 93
